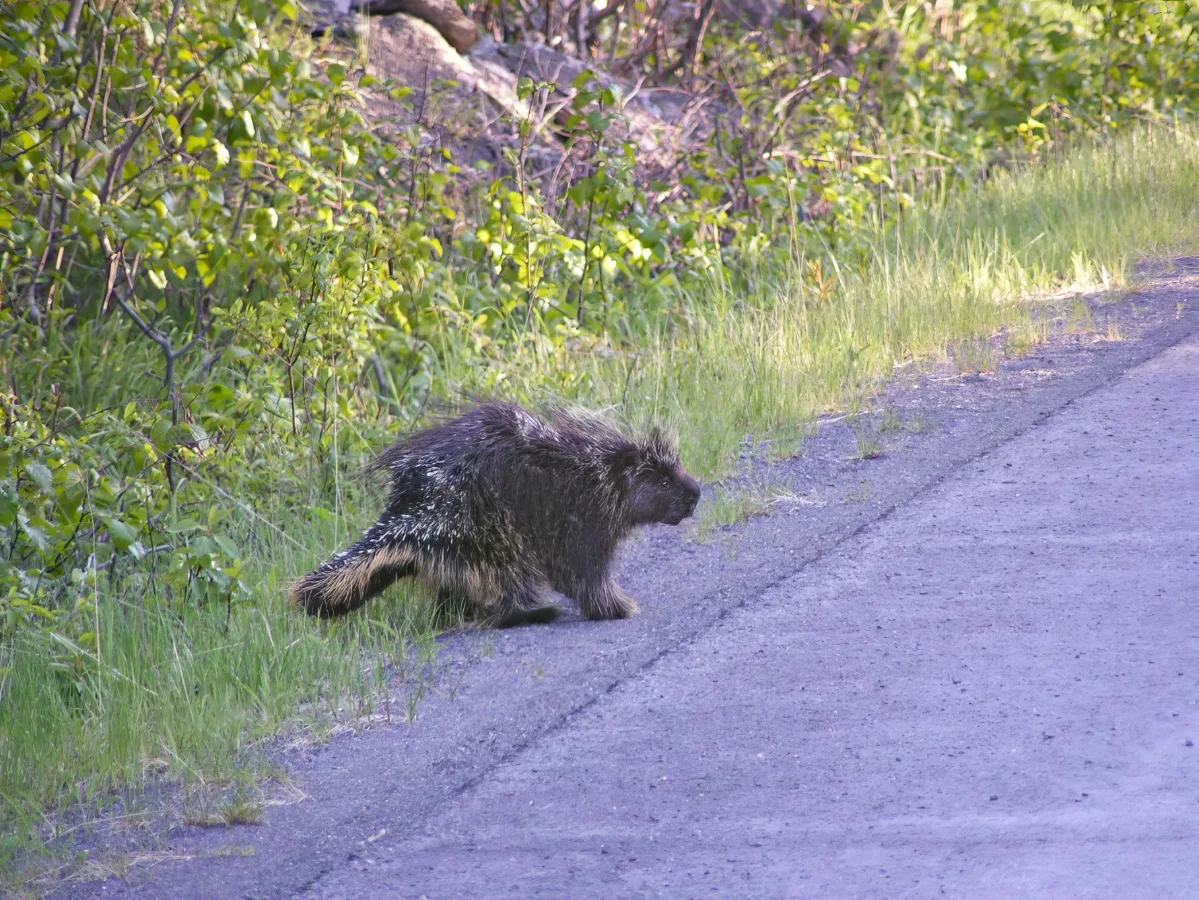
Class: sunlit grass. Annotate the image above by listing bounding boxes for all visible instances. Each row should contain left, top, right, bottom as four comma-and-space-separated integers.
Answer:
476, 124, 1199, 479
0, 495, 458, 877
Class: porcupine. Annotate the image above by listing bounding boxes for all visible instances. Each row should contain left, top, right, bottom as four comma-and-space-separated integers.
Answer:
291, 401, 701, 627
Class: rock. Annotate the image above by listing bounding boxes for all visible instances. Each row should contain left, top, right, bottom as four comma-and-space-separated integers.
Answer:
351, 7, 716, 181
474, 39, 691, 166
368, 15, 527, 121
363, 14, 547, 175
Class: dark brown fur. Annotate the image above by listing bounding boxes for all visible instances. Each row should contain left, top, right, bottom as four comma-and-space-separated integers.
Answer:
291, 402, 701, 626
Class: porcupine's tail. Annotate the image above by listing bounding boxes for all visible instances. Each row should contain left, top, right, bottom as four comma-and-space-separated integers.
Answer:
290, 515, 417, 618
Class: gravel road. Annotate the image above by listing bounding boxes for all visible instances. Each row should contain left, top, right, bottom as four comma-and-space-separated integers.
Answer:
62, 262, 1199, 899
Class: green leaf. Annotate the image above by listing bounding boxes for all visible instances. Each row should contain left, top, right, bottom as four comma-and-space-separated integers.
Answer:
102, 517, 138, 552
240, 110, 255, 139
25, 463, 53, 493
12, 130, 38, 151
212, 140, 230, 168
18, 514, 48, 551
169, 423, 209, 446
196, 257, 215, 286
0, 493, 17, 527
568, 179, 597, 205
149, 418, 171, 449
214, 535, 241, 559
572, 69, 598, 89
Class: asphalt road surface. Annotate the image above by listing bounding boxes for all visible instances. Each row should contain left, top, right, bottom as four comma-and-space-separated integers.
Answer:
66, 273, 1198, 900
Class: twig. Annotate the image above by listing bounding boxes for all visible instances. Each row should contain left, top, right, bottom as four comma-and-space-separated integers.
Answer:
87, 544, 175, 573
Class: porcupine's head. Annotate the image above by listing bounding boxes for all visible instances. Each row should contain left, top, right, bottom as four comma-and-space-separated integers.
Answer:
620, 428, 701, 527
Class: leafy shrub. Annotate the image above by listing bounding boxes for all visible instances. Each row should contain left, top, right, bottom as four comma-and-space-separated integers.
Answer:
2, 0, 1198, 644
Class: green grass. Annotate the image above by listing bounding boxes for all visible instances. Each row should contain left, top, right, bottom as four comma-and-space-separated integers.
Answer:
477, 123, 1199, 479
182, 793, 266, 828
0, 501, 458, 878
851, 423, 886, 461
6, 122, 1199, 881
690, 481, 794, 542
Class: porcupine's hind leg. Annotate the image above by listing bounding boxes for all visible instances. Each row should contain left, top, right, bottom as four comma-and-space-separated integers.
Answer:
485, 566, 560, 628
438, 517, 559, 627
429, 556, 557, 628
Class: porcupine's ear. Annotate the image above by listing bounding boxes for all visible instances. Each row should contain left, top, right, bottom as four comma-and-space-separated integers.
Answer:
605, 445, 640, 484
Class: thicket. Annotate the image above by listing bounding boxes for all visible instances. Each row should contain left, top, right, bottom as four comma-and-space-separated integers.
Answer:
2, 0, 1199, 849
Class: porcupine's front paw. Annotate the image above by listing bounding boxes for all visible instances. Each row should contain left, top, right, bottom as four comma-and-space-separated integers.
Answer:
580, 581, 639, 620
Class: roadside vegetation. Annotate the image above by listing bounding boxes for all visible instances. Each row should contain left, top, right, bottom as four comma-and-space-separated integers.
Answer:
3, 0, 1199, 875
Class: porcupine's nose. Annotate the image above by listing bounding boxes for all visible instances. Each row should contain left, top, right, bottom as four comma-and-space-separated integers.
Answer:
682, 473, 701, 517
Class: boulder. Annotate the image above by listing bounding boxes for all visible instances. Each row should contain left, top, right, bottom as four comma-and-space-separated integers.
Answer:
313, 2, 712, 180
367, 14, 528, 121
474, 39, 689, 166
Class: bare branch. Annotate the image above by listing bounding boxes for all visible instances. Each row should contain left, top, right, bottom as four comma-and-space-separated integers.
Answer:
62, 0, 86, 39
